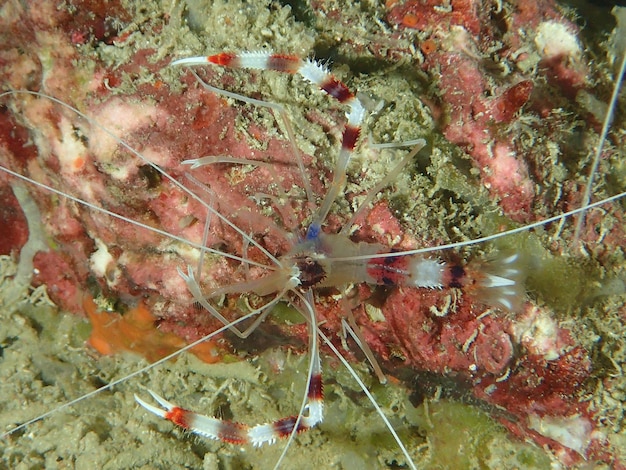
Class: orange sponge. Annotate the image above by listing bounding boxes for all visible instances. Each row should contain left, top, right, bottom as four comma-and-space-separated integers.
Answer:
84, 295, 220, 363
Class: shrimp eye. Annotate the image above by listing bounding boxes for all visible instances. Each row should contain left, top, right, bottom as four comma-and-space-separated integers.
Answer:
295, 255, 326, 288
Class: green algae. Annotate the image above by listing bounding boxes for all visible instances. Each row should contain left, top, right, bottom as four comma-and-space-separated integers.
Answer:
266, 301, 306, 325
406, 400, 551, 469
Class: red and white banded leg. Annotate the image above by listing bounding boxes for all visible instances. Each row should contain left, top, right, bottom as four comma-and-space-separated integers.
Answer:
171, 51, 367, 238
135, 353, 323, 446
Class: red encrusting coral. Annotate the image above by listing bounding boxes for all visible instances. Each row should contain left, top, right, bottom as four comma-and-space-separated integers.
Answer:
386, 0, 593, 222
387, 0, 484, 36
0, 186, 28, 255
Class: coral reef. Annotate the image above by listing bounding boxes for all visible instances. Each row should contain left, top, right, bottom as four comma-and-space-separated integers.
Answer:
1, 0, 625, 468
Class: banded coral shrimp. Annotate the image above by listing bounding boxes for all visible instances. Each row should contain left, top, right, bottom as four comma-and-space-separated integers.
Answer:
0, 0, 620, 470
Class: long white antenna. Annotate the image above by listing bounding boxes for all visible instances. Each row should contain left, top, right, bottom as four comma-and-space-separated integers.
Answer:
573, 7, 626, 246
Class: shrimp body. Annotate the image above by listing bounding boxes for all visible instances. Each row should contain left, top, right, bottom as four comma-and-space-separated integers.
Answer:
289, 232, 523, 311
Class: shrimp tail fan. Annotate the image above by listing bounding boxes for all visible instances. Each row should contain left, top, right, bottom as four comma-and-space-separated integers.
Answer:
466, 251, 527, 311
